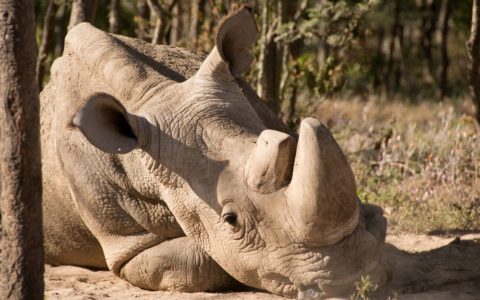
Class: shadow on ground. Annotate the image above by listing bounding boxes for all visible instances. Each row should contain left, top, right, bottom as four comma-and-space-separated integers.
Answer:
383, 234, 480, 300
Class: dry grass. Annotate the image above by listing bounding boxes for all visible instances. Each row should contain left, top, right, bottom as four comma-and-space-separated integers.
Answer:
310, 97, 480, 234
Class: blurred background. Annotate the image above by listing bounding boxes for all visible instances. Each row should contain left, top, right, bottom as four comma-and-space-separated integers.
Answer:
34, 0, 480, 234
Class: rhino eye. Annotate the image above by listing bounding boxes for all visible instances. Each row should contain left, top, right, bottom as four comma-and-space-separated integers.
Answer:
222, 212, 238, 226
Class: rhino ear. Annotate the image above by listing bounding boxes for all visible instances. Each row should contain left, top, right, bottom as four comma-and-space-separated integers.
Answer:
73, 93, 139, 154
197, 6, 258, 79
216, 6, 258, 76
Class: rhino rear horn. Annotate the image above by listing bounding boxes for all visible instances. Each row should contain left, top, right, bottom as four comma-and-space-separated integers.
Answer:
245, 130, 295, 194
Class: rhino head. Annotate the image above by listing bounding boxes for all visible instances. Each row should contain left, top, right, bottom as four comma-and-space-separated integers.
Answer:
71, 7, 389, 299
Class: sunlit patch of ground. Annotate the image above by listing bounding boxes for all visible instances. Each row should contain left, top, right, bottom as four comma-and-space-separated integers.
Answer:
44, 233, 480, 299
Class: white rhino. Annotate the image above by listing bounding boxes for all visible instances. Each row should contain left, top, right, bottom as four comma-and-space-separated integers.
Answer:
41, 7, 389, 299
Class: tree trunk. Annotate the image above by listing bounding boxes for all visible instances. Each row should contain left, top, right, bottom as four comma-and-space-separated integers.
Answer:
384, 0, 401, 96
0, 0, 44, 298
257, 1, 281, 113
54, 0, 69, 57
280, 0, 305, 123
149, 0, 178, 45
439, 0, 452, 99
256, 1, 267, 93
373, 27, 384, 90
68, 0, 98, 30
394, 24, 404, 90
188, 0, 201, 49
68, 0, 97, 30
148, 0, 165, 44
136, 0, 150, 40
37, 0, 58, 90
420, 0, 440, 82
169, 0, 186, 46
109, 0, 120, 34
467, 0, 480, 122
204, 0, 219, 51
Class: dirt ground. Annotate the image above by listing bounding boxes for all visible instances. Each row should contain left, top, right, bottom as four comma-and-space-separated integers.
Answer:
45, 233, 480, 300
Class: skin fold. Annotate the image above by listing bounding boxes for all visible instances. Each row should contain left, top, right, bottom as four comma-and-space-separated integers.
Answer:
41, 7, 390, 299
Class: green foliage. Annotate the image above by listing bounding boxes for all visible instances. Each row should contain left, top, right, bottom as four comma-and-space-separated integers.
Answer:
318, 97, 480, 234
351, 275, 379, 300
276, 0, 377, 97
33, 0, 475, 119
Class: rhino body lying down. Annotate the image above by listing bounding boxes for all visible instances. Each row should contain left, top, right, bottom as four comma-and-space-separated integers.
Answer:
42, 7, 389, 298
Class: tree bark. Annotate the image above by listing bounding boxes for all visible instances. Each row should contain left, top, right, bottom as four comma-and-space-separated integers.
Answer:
373, 27, 384, 90
467, 0, 480, 122
68, 0, 98, 30
0, 0, 44, 298
280, 0, 305, 124
257, 1, 281, 113
148, 0, 165, 44
37, 0, 58, 90
256, 1, 269, 103
188, 0, 201, 49
148, 0, 176, 45
384, 0, 401, 95
204, 0, 220, 51
109, 0, 120, 34
54, 0, 69, 57
420, 0, 440, 82
439, 0, 452, 99
394, 24, 404, 90
136, 0, 150, 40
169, 0, 184, 46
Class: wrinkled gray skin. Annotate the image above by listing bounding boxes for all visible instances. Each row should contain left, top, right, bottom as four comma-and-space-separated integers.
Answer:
42, 8, 389, 299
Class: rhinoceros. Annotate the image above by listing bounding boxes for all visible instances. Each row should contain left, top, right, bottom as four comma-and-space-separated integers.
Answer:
41, 6, 389, 299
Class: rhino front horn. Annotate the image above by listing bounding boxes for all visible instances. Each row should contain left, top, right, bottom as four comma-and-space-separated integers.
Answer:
245, 130, 296, 194
286, 118, 359, 246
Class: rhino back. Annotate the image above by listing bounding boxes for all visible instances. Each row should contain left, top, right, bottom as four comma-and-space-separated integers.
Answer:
43, 22, 288, 135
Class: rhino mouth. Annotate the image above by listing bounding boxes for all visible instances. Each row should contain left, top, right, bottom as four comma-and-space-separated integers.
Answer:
257, 220, 388, 299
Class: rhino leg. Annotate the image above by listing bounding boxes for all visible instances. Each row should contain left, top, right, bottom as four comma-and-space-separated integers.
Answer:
119, 236, 239, 292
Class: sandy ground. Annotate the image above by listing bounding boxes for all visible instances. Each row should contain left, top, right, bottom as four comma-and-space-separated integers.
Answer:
45, 233, 480, 299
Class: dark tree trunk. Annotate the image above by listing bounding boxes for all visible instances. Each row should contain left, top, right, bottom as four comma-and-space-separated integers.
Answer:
136, 0, 150, 40
148, 0, 177, 45
68, 0, 98, 30
439, 0, 452, 99
169, 1, 181, 45
373, 27, 384, 90
257, 1, 282, 113
394, 24, 404, 90
148, 0, 166, 45
467, 0, 480, 122
384, 0, 401, 95
54, 0, 69, 57
204, 0, 220, 51
420, 0, 440, 82
281, 0, 305, 123
188, 0, 201, 49
0, 0, 44, 298
37, 0, 58, 90
109, 0, 120, 34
